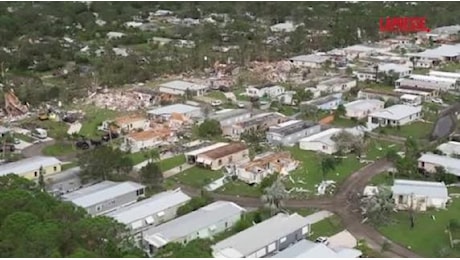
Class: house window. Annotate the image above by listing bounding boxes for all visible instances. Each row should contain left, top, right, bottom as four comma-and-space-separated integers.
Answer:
136, 189, 144, 196
96, 205, 102, 211
398, 195, 403, 204
34, 171, 38, 177
53, 166, 57, 172
218, 159, 222, 166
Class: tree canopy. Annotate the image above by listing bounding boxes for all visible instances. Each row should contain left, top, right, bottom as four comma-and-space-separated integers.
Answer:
0, 175, 145, 258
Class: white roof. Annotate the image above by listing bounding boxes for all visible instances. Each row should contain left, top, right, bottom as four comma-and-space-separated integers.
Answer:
369, 104, 422, 120
299, 128, 342, 146
378, 63, 411, 73
184, 142, 228, 157
344, 99, 384, 112
344, 44, 378, 53
429, 70, 460, 80
400, 94, 419, 101
147, 104, 200, 116
290, 54, 329, 63
159, 80, 207, 91
437, 141, 460, 156
144, 201, 245, 247
409, 44, 460, 59
392, 179, 448, 199
0, 156, 62, 177
271, 239, 361, 258
105, 189, 191, 225
212, 213, 310, 257
62, 181, 145, 208
409, 74, 457, 84
418, 153, 460, 176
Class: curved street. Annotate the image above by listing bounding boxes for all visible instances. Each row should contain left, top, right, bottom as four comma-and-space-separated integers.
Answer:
23, 141, 420, 257
179, 159, 420, 258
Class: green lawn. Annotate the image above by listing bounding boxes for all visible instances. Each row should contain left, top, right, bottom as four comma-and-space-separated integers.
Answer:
128, 152, 149, 165
79, 106, 120, 138
217, 180, 263, 197
365, 140, 401, 160
206, 90, 227, 101
332, 117, 360, 127
42, 143, 76, 156
169, 166, 223, 188
284, 147, 364, 195
370, 172, 393, 186
379, 194, 460, 257
376, 121, 433, 139
289, 208, 316, 217
61, 162, 78, 171
310, 215, 344, 239
159, 155, 186, 171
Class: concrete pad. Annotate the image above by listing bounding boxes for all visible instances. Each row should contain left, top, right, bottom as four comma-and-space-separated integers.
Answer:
328, 230, 358, 249
14, 140, 33, 150
304, 210, 334, 224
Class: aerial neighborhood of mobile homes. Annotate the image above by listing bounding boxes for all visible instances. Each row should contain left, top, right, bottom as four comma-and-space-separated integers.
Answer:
3, 13, 460, 258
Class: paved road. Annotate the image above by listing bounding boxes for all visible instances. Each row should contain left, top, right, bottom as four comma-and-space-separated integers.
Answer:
21, 139, 77, 162
178, 159, 421, 258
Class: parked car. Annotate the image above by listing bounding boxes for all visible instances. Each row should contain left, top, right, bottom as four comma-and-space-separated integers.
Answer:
237, 103, 245, 108
102, 131, 119, 142
431, 98, 443, 104
315, 236, 329, 245
211, 100, 223, 107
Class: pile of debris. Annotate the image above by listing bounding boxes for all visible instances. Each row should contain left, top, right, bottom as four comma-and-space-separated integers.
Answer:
248, 61, 292, 83
4, 89, 29, 117
86, 89, 153, 111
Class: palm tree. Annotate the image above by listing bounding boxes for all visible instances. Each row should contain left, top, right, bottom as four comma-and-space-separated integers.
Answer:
38, 166, 45, 191
107, 121, 119, 145
261, 178, 288, 216
144, 149, 160, 164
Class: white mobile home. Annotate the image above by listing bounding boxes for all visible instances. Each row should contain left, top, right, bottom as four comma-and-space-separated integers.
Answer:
212, 213, 311, 258
105, 189, 191, 239
367, 104, 422, 130
392, 179, 449, 211
143, 201, 245, 253
62, 181, 146, 216
344, 99, 385, 119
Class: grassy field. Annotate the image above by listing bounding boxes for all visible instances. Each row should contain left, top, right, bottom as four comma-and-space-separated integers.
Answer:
217, 180, 263, 197
79, 106, 120, 138
369, 172, 393, 186
128, 152, 148, 165
332, 117, 361, 127
61, 161, 78, 171
206, 90, 227, 101
168, 166, 223, 188
377, 121, 433, 139
158, 155, 186, 172
284, 147, 364, 195
19, 119, 68, 139
379, 192, 460, 257
42, 143, 76, 156
365, 139, 401, 160
310, 215, 344, 239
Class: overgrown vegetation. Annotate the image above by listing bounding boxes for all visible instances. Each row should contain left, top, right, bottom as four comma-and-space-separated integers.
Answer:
0, 175, 145, 258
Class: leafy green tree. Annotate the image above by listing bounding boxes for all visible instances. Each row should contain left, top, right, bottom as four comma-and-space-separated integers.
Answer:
38, 166, 45, 190
197, 119, 222, 138
335, 104, 346, 117
0, 175, 144, 258
140, 162, 163, 187
77, 146, 133, 182
320, 156, 340, 181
